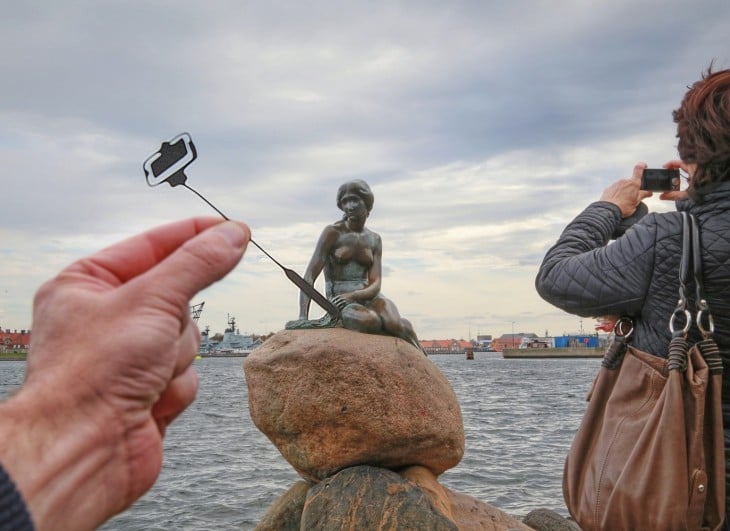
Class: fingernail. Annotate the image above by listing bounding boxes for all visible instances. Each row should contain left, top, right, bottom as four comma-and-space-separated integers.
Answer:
214, 222, 249, 249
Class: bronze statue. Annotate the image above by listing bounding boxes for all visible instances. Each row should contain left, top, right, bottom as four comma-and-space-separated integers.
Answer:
286, 180, 422, 351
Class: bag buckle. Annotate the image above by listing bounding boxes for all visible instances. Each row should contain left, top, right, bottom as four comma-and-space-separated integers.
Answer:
670, 300, 691, 336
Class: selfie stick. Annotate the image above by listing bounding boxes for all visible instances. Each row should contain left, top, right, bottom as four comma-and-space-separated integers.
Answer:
143, 132, 340, 317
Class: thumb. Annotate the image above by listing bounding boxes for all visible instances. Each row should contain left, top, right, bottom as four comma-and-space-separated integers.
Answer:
132, 221, 250, 305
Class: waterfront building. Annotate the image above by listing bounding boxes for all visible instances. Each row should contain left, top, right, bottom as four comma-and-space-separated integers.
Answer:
420, 339, 473, 354
490, 333, 538, 352
0, 328, 31, 353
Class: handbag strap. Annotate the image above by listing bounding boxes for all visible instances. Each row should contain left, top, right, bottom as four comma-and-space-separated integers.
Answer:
608, 212, 722, 374
670, 211, 693, 337
689, 212, 715, 338
668, 212, 722, 374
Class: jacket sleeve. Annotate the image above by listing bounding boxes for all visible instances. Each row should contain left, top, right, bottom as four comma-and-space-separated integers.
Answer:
535, 201, 657, 318
0, 464, 34, 530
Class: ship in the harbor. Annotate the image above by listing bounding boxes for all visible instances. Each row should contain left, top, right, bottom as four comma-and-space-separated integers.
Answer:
199, 314, 262, 356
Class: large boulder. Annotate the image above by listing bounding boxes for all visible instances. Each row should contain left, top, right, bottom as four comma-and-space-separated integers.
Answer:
244, 328, 464, 481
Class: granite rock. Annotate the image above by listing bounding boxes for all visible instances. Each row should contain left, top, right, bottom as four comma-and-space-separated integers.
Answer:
445, 487, 534, 530
244, 328, 465, 481
254, 480, 310, 531
522, 508, 581, 531
301, 465, 458, 530
398, 465, 454, 521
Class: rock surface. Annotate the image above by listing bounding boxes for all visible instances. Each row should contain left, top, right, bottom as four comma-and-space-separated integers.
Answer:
254, 480, 310, 531
254, 470, 537, 531
244, 328, 465, 481
246, 328, 561, 530
301, 466, 458, 530
445, 487, 533, 530
522, 508, 581, 531
398, 465, 454, 521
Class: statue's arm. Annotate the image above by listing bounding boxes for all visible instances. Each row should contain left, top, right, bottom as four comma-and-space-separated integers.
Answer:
342, 232, 382, 304
364, 233, 383, 299
298, 225, 338, 319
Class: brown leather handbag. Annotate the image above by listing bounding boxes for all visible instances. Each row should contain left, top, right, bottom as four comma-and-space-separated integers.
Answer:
563, 212, 725, 531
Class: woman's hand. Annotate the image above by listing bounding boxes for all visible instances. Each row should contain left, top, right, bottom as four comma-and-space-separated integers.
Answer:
658, 159, 692, 201
600, 163, 653, 217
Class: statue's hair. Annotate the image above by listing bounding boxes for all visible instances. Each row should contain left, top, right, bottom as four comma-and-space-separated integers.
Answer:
337, 179, 374, 212
673, 64, 730, 186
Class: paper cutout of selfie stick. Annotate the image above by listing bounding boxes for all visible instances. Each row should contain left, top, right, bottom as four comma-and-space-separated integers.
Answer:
143, 132, 340, 317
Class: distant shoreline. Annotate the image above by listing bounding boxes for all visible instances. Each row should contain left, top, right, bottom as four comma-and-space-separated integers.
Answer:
0, 354, 27, 361
502, 347, 603, 359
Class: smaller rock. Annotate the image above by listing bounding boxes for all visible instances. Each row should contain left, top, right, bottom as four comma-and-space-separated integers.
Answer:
398, 465, 453, 521
445, 488, 533, 530
522, 508, 581, 531
301, 466, 458, 530
254, 480, 310, 531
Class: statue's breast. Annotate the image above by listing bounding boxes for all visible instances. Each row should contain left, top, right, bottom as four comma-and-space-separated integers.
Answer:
332, 234, 374, 267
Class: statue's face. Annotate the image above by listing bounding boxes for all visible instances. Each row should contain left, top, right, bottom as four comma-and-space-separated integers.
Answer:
340, 189, 368, 223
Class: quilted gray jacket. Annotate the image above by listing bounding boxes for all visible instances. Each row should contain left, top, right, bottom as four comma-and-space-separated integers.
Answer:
535, 181, 730, 370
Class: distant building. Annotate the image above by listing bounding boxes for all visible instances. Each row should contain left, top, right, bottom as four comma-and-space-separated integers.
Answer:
475, 334, 493, 350
553, 334, 600, 348
420, 339, 472, 354
491, 332, 538, 352
0, 329, 31, 352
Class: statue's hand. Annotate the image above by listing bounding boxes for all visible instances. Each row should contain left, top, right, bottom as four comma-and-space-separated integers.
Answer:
332, 295, 351, 311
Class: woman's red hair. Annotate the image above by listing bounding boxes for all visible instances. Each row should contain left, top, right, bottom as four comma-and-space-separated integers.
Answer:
673, 65, 730, 186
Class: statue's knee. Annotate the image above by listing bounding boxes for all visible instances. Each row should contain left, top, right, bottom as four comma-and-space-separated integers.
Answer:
341, 305, 381, 333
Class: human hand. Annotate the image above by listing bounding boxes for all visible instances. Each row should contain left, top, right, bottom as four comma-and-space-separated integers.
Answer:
599, 162, 653, 217
594, 315, 619, 333
0, 217, 249, 531
658, 159, 691, 201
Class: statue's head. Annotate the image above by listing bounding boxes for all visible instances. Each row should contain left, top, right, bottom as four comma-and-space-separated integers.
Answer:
337, 179, 374, 213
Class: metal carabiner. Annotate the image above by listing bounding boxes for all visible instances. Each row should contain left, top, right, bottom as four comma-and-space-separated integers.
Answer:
696, 299, 715, 337
670, 306, 692, 336
613, 317, 634, 339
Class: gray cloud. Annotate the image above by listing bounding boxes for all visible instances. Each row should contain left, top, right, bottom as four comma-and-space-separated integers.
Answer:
1, 0, 728, 338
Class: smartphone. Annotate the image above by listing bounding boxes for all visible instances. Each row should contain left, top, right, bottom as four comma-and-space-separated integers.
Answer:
640, 168, 680, 191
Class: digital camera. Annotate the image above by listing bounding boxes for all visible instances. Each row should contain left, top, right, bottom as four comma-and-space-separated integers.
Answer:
640, 168, 680, 191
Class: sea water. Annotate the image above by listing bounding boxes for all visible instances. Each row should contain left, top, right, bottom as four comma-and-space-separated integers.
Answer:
0, 353, 600, 530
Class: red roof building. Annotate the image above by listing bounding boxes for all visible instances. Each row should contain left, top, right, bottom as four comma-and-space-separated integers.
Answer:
420, 339, 473, 353
491, 333, 538, 352
0, 329, 31, 352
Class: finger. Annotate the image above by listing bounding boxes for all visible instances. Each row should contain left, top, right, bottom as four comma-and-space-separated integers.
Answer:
129, 220, 250, 305
663, 159, 684, 169
173, 317, 200, 377
62, 217, 229, 287
638, 190, 653, 201
153, 366, 199, 433
631, 162, 647, 182
659, 190, 689, 201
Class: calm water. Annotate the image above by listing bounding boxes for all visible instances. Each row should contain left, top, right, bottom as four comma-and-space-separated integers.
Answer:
0, 353, 600, 530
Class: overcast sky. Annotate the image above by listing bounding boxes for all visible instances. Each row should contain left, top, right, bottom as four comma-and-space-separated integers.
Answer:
1, 1, 728, 340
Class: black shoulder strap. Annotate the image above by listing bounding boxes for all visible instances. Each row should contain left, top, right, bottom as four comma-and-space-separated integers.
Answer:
688, 213, 714, 338
670, 212, 692, 337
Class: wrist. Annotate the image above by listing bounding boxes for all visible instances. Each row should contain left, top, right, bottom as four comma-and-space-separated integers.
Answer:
0, 380, 125, 530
